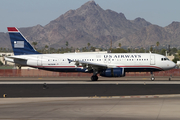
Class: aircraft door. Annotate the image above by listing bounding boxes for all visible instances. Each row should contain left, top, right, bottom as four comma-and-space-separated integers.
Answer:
37, 56, 42, 66
150, 55, 155, 65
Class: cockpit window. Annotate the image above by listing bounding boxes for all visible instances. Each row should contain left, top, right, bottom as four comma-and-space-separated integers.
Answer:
161, 58, 169, 61
165, 58, 169, 60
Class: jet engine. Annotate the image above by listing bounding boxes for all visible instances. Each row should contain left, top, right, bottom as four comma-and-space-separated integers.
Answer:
100, 68, 125, 77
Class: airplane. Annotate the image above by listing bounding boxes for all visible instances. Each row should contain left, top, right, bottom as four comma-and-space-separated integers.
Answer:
5, 27, 176, 81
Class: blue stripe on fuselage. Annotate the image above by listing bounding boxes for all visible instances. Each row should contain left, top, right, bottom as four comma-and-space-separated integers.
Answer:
37, 67, 161, 73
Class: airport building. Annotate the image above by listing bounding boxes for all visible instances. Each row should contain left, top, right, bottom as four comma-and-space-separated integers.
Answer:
0, 52, 14, 66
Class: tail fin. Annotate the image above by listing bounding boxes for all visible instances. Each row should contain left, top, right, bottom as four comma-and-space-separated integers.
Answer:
7, 27, 40, 55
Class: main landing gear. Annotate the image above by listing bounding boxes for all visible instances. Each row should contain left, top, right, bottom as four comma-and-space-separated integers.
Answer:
91, 75, 98, 81
150, 72, 155, 81
91, 70, 98, 81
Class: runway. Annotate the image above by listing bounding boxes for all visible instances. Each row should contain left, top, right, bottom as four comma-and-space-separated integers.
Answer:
1, 78, 180, 119
1, 80, 180, 97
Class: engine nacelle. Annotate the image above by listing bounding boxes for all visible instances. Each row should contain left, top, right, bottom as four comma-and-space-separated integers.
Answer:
100, 68, 125, 77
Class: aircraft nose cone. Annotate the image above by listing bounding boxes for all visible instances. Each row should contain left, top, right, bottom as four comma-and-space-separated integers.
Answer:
171, 62, 176, 69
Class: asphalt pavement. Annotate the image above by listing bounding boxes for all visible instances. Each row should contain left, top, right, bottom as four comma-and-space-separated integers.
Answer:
1, 77, 180, 120
1, 80, 180, 97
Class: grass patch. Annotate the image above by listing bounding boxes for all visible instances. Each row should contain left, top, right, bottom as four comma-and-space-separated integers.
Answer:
0, 66, 14, 69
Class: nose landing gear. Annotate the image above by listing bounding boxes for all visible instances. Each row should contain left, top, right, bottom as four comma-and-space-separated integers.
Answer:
150, 72, 155, 81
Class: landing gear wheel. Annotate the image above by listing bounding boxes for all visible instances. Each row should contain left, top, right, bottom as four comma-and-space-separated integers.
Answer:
91, 75, 98, 81
151, 76, 155, 81
150, 72, 155, 81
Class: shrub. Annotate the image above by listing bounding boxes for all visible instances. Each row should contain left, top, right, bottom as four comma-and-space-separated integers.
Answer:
0, 60, 3, 66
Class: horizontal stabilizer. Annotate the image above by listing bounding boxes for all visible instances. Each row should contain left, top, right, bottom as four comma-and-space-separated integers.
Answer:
5, 56, 28, 60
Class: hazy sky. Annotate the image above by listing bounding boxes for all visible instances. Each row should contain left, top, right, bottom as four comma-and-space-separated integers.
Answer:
0, 0, 180, 32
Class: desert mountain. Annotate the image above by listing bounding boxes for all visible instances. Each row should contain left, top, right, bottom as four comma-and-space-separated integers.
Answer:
0, 1, 180, 49
0, 32, 11, 49
114, 25, 172, 48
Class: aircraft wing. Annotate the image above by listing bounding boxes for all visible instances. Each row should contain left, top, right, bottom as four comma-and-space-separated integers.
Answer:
79, 60, 107, 67
68, 58, 109, 71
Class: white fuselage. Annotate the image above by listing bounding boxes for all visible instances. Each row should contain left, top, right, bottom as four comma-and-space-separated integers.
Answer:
6, 53, 175, 73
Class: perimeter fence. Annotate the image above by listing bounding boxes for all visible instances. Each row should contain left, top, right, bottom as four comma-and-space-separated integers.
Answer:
0, 69, 179, 77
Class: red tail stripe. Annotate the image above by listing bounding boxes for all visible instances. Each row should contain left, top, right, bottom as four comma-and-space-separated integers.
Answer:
7, 27, 18, 32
